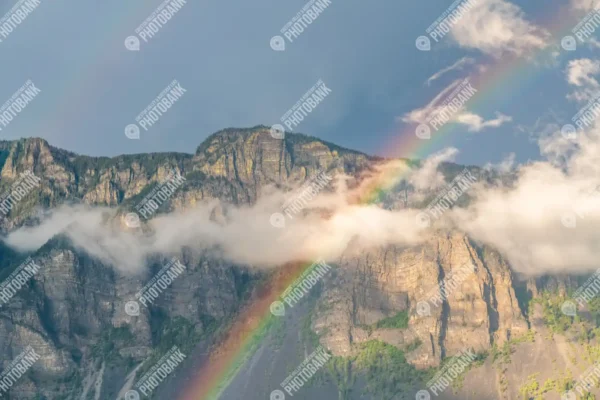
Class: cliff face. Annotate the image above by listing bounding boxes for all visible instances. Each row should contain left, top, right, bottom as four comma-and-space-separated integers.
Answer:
313, 232, 529, 368
0, 127, 377, 399
0, 236, 255, 399
0, 128, 372, 230
0, 127, 577, 399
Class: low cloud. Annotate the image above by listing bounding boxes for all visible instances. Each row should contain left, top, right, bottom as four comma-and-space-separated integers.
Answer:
449, 114, 600, 275
409, 148, 458, 191
2, 169, 428, 274
4, 120, 600, 277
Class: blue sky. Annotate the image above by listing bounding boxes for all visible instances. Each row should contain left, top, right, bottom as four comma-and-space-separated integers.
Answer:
0, 0, 597, 165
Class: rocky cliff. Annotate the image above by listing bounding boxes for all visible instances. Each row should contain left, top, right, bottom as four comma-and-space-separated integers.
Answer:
313, 232, 529, 368
0, 127, 587, 400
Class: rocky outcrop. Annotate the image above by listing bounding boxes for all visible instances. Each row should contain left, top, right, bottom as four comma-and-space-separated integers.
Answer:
0, 236, 254, 399
313, 232, 529, 369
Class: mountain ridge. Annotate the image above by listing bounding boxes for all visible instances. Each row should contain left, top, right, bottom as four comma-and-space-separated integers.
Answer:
0, 127, 593, 400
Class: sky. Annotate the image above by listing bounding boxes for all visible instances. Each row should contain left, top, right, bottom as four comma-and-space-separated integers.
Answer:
0, 0, 597, 166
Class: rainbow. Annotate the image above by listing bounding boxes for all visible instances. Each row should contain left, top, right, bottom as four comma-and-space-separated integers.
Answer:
177, 5, 586, 400
107, 4, 583, 400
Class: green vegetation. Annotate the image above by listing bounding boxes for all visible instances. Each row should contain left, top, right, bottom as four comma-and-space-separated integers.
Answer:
353, 340, 430, 399
450, 351, 488, 392
405, 338, 423, 352
517, 373, 580, 399
373, 311, 409, 329
491, 330, 535, 365
518, 373, 541, 399
91, 326, 135, 363
327, 357, 354, 400
531, 293, 574, 333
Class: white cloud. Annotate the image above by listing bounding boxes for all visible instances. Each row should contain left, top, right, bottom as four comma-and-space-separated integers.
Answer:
401, 79, 511, 133
567, 58, 600, 87
2, 168, 429, 273
401, 79, 465, 125
409, 148, 458, 191
449, 114, 600, 275
453, 111, 513, 132
484, 153, 516, 173
450, 0, 549, 57
566, 58, 600, 102
426, 57, 476, 86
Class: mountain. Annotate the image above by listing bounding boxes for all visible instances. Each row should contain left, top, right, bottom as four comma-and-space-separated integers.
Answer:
0, 127, 595, 400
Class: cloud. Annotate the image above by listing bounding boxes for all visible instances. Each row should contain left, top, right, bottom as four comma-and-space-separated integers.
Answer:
484, 153, 516, 173
401, 79, 511, 133
571, 0, 599, 11
566, 58, 600, 102
409, 148, 458, 191
401, 79, 465, 125
589, 37, 600, 49
566, 58, 600, 87
426, 57, 476, 86
453, 111, 513, 132
450, 0, 549, 57
2, 168, 429, 273
449, 115, 600, 275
